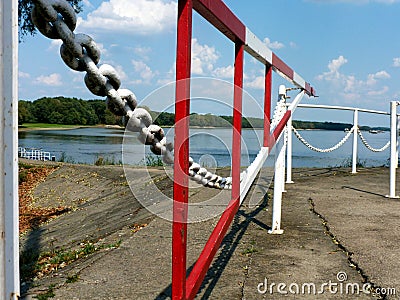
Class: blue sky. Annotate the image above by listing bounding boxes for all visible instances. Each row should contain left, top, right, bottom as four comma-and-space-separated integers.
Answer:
18, 0, 400, 126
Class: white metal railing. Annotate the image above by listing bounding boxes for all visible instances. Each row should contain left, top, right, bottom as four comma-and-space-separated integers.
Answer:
18, 147, 52, 161
268, 86, 305, 234
285, 102, 399, 198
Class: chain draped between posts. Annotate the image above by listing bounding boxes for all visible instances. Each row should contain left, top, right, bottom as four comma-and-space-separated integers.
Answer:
357, 129, 390, 152
31, 0, 288, 190
292, 126, 390, 153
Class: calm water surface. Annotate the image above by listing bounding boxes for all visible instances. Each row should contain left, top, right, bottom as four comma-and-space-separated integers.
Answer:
18, 127, 391, 168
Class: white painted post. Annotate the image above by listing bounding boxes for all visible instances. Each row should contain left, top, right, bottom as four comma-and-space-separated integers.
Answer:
388, 101, 399, 199
0, 0, 20, 299
286, 116, 293, 183
351, 109, 358, 174
396, 114, 399, 169
269, 136, 285, 234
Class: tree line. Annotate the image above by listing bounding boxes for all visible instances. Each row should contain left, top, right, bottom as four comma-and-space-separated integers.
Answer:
18, 97, 389, 131
18, 97, 122, 125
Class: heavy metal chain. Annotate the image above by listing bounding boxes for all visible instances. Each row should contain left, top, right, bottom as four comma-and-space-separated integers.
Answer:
31, 0, 238, 189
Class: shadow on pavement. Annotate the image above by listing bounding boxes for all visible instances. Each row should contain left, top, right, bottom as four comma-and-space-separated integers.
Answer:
155, 192, 270, 299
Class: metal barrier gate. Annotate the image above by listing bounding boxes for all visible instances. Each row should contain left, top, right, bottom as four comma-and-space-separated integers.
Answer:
0, 0, 317, 298
172, 1, 316, 298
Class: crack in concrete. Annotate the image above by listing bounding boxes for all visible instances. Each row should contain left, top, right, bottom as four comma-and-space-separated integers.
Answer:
241, 254, 253, 300
308, 196, 386, 300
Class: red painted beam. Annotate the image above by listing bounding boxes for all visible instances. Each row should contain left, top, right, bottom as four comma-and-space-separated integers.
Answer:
186, 198, 240, 299
172, 0, 193, 299
272, 53, 294, 81
185, 41, 245, 300
304, 82, 317, 97
272, 111, 292, 143
193, 0, 246, 43
231, 42, 244, 202
263, 65, 272, 147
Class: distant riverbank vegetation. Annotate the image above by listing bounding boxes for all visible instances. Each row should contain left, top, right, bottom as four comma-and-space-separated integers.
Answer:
18, 97, 389, 131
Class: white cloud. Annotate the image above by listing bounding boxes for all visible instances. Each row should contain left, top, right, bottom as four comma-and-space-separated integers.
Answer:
82, 0, 93, 8
245, 76, 265, 90
48, 40, 62, 52
393, 58, 400, 67
367, 86, 389, 96
316, 55, 348, 81
113, 65, 128, 81
95, 42, 108, 56
213, 65, 234, 79
366, 70, 390, 85
263, 37, 284, 50
191, 38, 219, 75
134, 46, 152, 60
316, 56, 391, 100
78, 0, 177, 35
19, 71, 30, 79
34, 73, 62, 86
132, 59, 157, 83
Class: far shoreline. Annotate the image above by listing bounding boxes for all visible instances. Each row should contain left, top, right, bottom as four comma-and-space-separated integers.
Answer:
18, 123, 389, 133
18, 124, 124, 132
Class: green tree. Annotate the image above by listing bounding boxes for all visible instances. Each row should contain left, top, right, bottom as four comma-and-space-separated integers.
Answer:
18, 0, 83, 41
88, 100, 107, 124
104, 110, 119, 125
18, 100, 36, 125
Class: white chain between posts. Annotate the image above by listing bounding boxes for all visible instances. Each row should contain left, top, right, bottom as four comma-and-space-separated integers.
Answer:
31, 0, 287, 190
357, 129, 390, 152
292, 126, 354, 153
293, 126, 390, 153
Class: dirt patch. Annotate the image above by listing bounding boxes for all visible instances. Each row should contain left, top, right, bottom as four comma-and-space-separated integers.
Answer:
19, 162, 70, 233
18, 160, 170, 293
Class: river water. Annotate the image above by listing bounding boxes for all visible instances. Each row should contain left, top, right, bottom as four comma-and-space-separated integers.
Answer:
18, 127, 391, 168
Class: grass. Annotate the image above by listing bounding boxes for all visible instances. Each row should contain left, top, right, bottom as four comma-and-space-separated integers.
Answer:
66, 274, 80, 283
94, 156, 122, 166
20, 240, 122, 283
144, 154, 164, 167
334, 157, 367, 168
241, 242, 258, 256
36, 284, 55, 300
58, 151, 76, 163
19, 123, 80, 130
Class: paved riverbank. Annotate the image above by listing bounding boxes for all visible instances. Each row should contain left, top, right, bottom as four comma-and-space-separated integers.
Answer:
21, 163, 399, 299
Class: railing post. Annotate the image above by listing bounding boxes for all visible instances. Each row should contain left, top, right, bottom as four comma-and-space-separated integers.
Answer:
352, 109, 359, 174
0, 0, 20, 298
264, 65, 272, 147
397, 114, 399, 169
388, 101, 399, 199
269, 136, 285, 235
172, 0, 192, 298
286, 115, 293, 183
